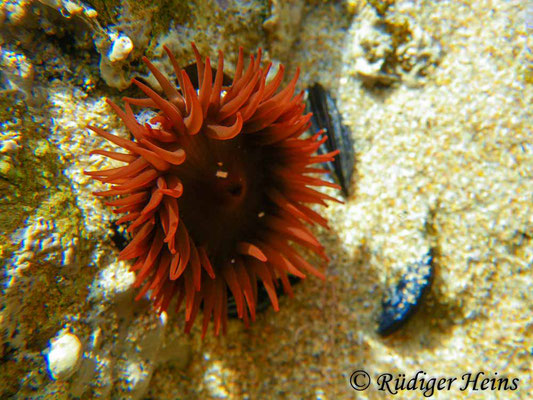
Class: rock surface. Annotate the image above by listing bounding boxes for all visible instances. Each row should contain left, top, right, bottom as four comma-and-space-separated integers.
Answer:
0, 0, 530, 399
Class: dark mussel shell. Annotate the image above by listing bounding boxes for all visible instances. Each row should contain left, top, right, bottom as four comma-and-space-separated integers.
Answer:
377, 250, 434, 336
307, 83, 355, 197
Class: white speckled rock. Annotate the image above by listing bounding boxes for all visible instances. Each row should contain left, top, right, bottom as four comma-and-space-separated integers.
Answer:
46, 331, 83, 380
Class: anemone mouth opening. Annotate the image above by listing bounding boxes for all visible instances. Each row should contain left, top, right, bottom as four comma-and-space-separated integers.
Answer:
227, 183, 243, 197
173, 132, 275, 265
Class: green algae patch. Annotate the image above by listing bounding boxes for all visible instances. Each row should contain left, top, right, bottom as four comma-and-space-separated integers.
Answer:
0, 101, 85, 256
367, 0, 395, 16
0, 102, 59, 251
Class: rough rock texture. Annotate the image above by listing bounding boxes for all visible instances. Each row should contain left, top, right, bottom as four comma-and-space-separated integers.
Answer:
0, 0, 530, 399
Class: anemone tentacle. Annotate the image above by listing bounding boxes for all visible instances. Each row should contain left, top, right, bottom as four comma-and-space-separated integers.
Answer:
85, 43, 339, 337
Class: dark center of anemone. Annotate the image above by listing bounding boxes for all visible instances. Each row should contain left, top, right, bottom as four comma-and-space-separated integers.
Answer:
171, 132, 271, 265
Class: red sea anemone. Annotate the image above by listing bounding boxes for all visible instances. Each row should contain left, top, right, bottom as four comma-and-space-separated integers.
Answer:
85, 43, 340, 337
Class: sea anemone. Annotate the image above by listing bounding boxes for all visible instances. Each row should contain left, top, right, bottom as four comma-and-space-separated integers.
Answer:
85, 43, 340, 337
